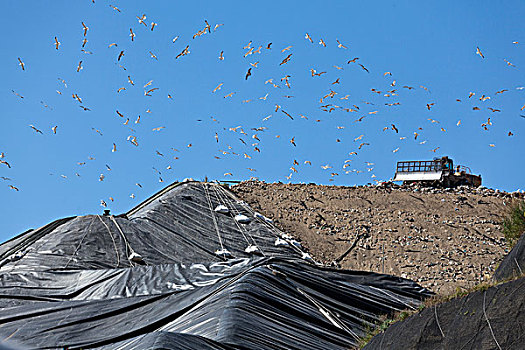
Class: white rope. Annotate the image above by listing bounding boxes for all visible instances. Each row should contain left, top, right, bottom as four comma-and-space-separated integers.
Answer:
515, 258, 523, 275
64, 217, 96, 269
96, 215, 121, 268
110, 215, 139, 266
202, 183, 225, 253
434, 305, 445, 338
210, 183, 257, 248
215, 184, 298, 246
369, 285, 416, 311
214, 184, 307, 259
483, 291, 502, 350
296, 286, 360, 341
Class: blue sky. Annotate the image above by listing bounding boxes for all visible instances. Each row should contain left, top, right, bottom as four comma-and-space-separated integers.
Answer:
1, 1, 524, 239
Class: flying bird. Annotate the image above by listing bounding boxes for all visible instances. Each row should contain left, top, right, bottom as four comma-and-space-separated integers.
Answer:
29, 125, 43, 134
303, 32, 313, 43
54, 37, 60, 50
137, 14, 147, 26
82, 22, 89, 36
245, 68, 252, 80
358, 64, 369, 73
76, 61, 83, 72
476, 46, 484, 58
17, 57, 25, 70
144, 87, 158, 96
391, 124, 399, 133
11, 90, 23, 98
176, 45, 190, 59
213, 83, 223, 93
279, 54, 292, 66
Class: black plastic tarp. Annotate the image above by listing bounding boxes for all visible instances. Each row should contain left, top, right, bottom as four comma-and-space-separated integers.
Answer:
493, 231, 525, 281
0, 181, 432, 349
363, 276, 525, 350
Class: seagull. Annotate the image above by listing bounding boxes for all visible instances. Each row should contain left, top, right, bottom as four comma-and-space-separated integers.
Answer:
82, 22, 88, 36
476, 46, 484, 58
29, 125, 43, 134
17, 57, 25, 70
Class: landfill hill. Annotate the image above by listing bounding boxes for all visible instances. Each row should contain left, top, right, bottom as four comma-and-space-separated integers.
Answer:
0, 181, 432, 350
231, 181, 525, 295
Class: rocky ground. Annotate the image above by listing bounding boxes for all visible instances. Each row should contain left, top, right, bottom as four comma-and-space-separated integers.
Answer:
231, 181, 525, 295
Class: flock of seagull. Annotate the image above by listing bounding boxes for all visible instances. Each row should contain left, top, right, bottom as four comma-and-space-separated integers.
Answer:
2, 2, 523, 207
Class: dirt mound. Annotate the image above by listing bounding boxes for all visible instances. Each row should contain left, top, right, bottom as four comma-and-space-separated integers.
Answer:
362, 276, 525, 350
231, 181, 523, 295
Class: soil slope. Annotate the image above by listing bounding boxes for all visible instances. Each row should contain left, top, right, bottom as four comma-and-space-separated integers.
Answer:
232, 181, 524, 295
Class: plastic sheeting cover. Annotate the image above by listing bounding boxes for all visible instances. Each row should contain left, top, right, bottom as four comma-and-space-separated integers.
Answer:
0, 181, 432, 349
493, 232, 525, 281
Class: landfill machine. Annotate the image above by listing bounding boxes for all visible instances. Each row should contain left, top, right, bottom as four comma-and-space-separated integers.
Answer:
393, 156, 482, 187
